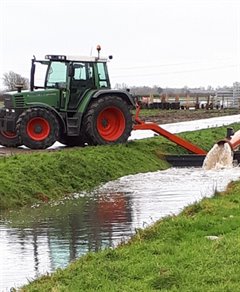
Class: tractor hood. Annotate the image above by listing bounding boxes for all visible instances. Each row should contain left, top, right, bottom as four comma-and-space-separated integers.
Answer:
3, 89, 60, 109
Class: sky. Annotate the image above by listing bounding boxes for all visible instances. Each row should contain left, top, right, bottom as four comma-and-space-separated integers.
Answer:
0, 0, 240, 89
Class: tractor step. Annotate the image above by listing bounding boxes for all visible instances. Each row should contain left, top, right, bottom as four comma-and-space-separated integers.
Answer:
66, 117, 80, 136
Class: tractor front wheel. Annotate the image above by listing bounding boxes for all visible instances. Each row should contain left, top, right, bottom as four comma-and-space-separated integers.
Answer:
0, 130, 20, 147
83, 96, 132, 145
16, 108, 59, 149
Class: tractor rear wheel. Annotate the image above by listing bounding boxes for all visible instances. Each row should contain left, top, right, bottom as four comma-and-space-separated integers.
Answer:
0, 130, 20, 147
16, 108, 59, 149
83, 96, 132, 145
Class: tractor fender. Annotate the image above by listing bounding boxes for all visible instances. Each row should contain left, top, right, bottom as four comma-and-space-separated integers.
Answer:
25, 102, 67, 132
92, 89, 135, 107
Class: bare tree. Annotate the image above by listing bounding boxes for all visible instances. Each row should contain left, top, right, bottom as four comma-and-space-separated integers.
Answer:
2, 71, 29, 91
114, 82, 128, 90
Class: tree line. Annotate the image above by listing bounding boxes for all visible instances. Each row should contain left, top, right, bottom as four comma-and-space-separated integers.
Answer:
0, 71, 235, 97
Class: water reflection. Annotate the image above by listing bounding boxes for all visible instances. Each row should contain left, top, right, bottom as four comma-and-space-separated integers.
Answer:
0, 192, 133, 291
1, 167, 240, 291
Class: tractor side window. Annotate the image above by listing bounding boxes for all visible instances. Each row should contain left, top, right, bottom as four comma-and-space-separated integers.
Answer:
97, 63, 109, 87
74, 63, 86, 80
46, 61, 67, 87
73, 63, 93, 81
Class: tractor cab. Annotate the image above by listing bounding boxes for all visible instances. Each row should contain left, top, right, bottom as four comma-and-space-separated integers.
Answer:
31, 54, 111, 110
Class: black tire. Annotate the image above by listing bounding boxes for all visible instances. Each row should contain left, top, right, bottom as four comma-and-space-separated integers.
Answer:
16, 108, 59, 149
0, 130, 21, 147
82, 96, 132, 145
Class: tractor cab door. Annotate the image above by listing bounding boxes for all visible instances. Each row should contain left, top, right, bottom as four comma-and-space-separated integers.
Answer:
68, 62, 95, 110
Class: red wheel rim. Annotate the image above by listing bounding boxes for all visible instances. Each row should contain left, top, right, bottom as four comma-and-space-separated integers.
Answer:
97, 107, 125, 141
27, 117, 50, 141
1, 131, 17, 139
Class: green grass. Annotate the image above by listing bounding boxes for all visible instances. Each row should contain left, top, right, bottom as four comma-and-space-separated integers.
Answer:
21, 179, 240, 291
1, 123, 239, 210
0, 141, 168, 210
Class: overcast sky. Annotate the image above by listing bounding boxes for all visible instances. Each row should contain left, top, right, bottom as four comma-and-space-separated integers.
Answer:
0, 0, 240, 89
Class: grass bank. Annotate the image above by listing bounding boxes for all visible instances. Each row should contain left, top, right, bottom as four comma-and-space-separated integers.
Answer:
0, 123, 239, 210
21, 171, 240, 291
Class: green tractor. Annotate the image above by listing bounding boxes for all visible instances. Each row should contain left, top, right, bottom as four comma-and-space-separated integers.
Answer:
0, 46, 135, 149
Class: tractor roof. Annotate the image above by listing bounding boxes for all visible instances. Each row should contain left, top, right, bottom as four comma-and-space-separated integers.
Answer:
45, 54, 108, 62
67, 55, 108, 62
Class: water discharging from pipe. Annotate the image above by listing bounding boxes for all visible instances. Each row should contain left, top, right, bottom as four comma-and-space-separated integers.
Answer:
203, 143, 233, 170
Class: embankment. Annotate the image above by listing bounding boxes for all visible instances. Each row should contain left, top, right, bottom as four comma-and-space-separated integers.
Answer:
0, 123, 238, 210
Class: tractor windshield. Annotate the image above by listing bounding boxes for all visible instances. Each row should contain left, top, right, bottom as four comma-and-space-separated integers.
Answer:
32, 61, 49, 89
46, 61, 67, 88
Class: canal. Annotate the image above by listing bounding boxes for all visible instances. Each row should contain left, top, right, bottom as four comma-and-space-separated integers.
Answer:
1, 167, 240, 291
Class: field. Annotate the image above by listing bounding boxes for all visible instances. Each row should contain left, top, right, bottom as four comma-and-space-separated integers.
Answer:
136, 108, 240, 124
